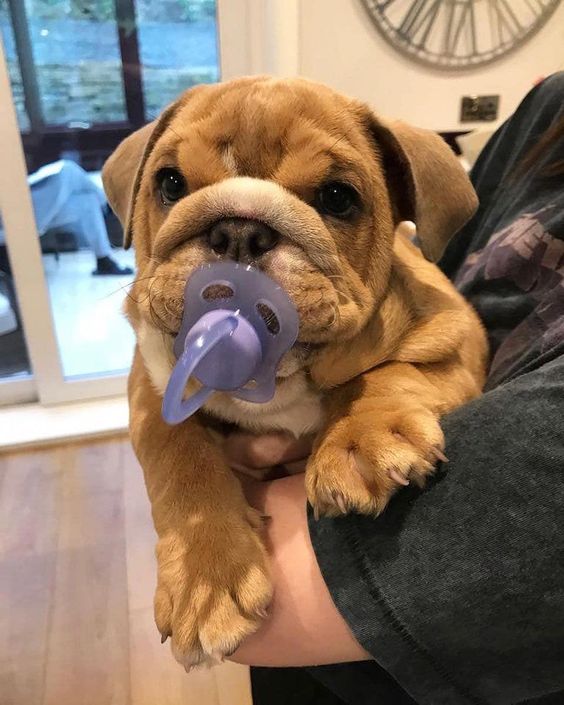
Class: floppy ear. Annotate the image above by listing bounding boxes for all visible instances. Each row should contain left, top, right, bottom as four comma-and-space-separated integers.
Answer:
102, 122, 156, 248
102, 97, 185, 249
369, 116, 478, 262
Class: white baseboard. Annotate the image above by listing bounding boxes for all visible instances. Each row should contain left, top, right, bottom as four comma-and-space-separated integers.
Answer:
0, 395, 128, 451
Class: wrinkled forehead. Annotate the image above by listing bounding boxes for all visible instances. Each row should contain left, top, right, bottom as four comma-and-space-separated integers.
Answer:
152, 79, 377, 191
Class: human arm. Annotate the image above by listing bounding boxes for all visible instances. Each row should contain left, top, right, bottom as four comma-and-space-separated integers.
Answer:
231, 472, 370, 667
231, 354, 564, 704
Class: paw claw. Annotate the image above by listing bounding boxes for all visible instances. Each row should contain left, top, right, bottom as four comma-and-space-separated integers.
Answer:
388, 468, 410, 486
161, 631, 171, 644
431, 446, 449, 464
331, 491, 347, 514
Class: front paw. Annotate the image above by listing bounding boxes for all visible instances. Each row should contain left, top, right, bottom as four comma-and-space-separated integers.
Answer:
306, 404, 446, 517
154, 507, 272, 669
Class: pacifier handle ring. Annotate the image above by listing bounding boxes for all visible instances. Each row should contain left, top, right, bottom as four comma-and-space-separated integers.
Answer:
162, 315, 238, 425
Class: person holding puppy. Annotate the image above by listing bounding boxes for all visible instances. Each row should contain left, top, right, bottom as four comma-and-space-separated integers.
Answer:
231, 74, 564, 704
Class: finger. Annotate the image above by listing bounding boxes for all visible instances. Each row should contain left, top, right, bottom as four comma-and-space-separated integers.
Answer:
284, 458, 309, 474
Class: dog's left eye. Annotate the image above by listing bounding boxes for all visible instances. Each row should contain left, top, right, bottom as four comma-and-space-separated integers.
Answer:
156, 167, 188, 205
315, 182, 359, 219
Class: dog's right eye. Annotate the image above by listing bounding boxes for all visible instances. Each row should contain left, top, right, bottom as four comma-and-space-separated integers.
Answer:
156, 167, 188, 205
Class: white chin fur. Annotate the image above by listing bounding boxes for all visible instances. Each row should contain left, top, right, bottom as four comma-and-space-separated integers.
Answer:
138, 322, 323, 437
138, 320, 176, 395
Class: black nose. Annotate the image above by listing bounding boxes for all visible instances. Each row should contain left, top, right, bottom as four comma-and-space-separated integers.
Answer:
207, 218, 280, 261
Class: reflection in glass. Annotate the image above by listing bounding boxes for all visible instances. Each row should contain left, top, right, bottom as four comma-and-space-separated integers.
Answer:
0, 0, 219, 380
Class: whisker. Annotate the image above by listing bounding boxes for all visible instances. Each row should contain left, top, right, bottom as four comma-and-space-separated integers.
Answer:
325, 275, 355, 306
327, 304, 340, 328
160, 284, 183, 324
147, 276, 179, 335
333, 289, 354, 306
123, 288, 151, 306
148, 295, 177, 335
141, 254, 165, 267
103, 275, 158, 299
102, 274, 182, 301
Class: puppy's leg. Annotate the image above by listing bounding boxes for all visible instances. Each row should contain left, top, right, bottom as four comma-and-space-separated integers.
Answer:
307, 359, 480, 517
129, 350, 271, 667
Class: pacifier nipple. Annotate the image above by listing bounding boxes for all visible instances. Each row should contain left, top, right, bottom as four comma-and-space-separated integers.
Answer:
162, 262, 299, 425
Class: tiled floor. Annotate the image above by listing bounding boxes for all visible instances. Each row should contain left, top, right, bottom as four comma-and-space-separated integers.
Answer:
0, 248, 137, 382
44, 248, 136, 378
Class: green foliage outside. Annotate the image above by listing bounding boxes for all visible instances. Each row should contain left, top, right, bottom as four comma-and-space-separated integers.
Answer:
0, 0, 216, 23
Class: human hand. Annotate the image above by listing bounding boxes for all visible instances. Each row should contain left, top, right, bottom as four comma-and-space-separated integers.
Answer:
223, 431, 314, 474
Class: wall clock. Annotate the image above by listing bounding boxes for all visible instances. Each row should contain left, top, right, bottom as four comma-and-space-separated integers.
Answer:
361, 0, 562, 70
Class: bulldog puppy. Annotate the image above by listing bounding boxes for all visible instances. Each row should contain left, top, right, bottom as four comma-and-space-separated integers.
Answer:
103, 76, 488, 667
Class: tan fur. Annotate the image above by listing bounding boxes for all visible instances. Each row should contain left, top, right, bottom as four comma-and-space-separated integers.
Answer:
103, 76, 488, 667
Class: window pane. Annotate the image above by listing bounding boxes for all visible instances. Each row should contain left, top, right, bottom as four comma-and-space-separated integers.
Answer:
0, 17, 135, 381
5, 0, 128, 127
136, 0, 219, 117
0, 0, 221, 387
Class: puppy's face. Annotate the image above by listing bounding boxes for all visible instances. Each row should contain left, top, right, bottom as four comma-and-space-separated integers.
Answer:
104, 77, 477, 384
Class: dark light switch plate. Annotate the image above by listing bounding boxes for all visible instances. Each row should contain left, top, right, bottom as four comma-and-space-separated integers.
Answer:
460, 95, 500, 122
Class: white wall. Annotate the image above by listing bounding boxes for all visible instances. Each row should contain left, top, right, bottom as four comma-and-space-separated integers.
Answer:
298, 0, 564, 131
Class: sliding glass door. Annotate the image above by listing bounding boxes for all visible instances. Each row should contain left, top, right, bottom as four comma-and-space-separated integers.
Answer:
0, 0, 258, 406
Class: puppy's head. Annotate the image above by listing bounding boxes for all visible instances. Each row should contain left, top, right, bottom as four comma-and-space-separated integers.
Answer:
103, 77, 476, 387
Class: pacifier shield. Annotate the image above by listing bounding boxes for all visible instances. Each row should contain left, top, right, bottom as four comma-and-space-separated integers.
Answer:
174, 262, 300, 403
162, 262, 300, 425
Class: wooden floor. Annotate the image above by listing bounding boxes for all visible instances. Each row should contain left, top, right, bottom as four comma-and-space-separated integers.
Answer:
0, 436, 252, 705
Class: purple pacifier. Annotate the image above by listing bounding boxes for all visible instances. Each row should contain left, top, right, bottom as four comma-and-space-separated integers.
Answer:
162, 261, 299, 425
